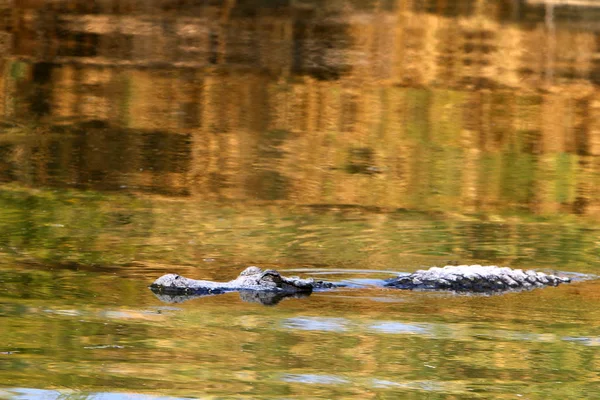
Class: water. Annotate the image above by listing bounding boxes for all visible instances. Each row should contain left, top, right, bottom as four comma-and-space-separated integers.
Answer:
1, 0, 600, 398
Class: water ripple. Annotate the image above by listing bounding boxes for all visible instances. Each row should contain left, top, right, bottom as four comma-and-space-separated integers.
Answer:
367, 321, 432, 335
0, 388, 190, 400
281, 317, 349, 332
281, 373, 349, 385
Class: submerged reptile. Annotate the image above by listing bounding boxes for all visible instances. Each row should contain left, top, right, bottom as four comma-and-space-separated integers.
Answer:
150, 264, 572, 304
150, 266, 335, 305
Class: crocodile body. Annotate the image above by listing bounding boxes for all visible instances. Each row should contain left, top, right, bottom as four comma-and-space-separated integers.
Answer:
385, 265, 571, 292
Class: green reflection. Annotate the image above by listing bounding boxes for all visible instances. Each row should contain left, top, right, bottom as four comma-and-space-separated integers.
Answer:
0, 185, 598, 271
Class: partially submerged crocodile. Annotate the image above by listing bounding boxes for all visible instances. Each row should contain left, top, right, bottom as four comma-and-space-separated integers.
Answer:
150, 264, 572, 304
150, 266, 335, 305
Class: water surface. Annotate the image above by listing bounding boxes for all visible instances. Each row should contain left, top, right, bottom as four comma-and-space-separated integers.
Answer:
1, 0, 600, 398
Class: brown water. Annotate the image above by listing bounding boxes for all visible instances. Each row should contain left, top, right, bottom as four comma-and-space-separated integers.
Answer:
1, 1, 600, 399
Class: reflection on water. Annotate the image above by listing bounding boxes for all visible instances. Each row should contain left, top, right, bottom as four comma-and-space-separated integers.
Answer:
0, 388, 188, 400
282, 316, 349, 332
151, 286, 314, 305
368, 320, 431, 334
282, 373, 350, 385
0, 0, 599, 216
1, 0, 600, 399
0, 186, 597, 272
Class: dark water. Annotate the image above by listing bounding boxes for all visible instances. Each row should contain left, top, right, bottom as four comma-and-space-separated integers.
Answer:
1, 1, 600, 398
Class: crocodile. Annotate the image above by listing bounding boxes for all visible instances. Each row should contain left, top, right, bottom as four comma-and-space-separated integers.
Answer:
150, 264, 572, 304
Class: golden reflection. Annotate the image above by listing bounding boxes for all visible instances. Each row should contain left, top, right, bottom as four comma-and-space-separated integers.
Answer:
0, 1, 597, 217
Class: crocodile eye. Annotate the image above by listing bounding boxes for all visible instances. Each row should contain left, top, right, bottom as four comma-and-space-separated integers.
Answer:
258, 270, 282, 284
